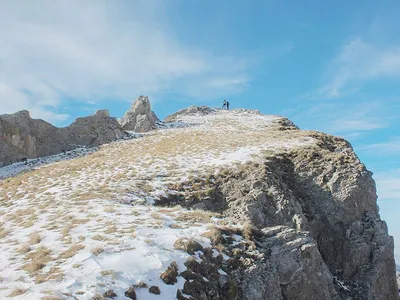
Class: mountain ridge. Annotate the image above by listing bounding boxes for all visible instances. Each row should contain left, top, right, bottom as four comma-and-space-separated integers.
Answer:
0, 105, 398, 299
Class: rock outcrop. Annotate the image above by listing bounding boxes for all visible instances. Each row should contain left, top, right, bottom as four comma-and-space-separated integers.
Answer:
0, 109, 125, 166
119, 96, 158, 132
157, 110, 399, 299
164, 105, 216, 122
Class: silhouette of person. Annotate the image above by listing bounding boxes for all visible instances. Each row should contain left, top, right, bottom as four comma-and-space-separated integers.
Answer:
227, 101, 230, 110
222, 100, 227, 109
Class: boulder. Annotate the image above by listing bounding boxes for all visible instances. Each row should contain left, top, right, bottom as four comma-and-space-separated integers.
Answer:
160, 261, 179, 285
119, 96, 159, 132
103, 289, 117, 298
149, 286, 161, 295
125, 286, 137, 300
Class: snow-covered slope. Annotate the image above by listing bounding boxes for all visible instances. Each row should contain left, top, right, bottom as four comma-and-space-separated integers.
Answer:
0, 108, 311, 299
1, 107, 395, 299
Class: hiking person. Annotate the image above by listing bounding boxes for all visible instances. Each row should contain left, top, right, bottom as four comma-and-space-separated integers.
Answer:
222, 100, 227, 109
227, 101, 230, 110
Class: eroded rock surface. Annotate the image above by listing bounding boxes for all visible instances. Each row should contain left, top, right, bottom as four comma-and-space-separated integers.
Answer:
0, 109, 125, 166
0, 106, 397, 300
119, 95, 158, 132
157, 120, 398, 299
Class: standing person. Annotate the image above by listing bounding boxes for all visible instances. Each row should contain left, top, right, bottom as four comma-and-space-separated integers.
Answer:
222, 100, 227, 109
227, 101, 230, 110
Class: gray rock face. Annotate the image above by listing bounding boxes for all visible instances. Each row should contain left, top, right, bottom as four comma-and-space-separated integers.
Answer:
0, 110, 125, 166
233, 226, 340, 300
119, 96, 158, 132
397, 270, 400, 292
158, 129, 399, 299
225, 139, 398, 299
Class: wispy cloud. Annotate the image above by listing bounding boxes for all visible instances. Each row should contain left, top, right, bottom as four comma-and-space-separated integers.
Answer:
306, 38, 400, 99
374, 169, 400, 201
287, 101, 388, 138
360, 137, 400, 154
329, 118, 385, 133
0, 1, 250, 122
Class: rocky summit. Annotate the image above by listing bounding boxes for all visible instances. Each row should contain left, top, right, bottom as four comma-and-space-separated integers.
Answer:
0, 106, 398, 300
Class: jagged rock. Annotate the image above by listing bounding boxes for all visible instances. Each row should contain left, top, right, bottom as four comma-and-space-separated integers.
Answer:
124, 286, 137, 300
215, 144, 397, 299
119, 96, 158, 132
65, 110, 125, 147
0, 110, 59, 166
134, 281, 148, 288
103, 289, 117, 298
0, 109, 126, 166
160, 261, 179, 285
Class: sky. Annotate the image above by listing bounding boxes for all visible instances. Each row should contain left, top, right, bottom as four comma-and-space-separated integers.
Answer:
0, 1, 399, 261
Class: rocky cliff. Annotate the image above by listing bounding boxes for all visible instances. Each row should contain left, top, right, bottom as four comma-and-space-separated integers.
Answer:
157, 107, 398, 300
119, 95, 159, 132
0, 106, 397, 300
0, 109, 125, 166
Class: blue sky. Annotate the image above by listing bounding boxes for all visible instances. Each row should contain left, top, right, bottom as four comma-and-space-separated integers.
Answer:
0, 1, 399, 260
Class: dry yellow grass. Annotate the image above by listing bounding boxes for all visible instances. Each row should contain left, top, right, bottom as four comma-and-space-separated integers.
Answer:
150, 212, 163, 219
35, 267, 64, 284
90, 246, 104, 256
0, 226, 8, 239
175, 210, 220, 223
14, 208, 36, 216
22, 247, 52, 275
28, 231, 41, 245
59, 244, 85, 259
91, 234, 107, 241
201, 227, 224, 245
100, 270, 116, 278
104, 225, 117, 234
8, 288, 28, 297
17, 244, 31, 255
60, 226, 71, 237
22, 220, 35, 228
41, 296, 63, 300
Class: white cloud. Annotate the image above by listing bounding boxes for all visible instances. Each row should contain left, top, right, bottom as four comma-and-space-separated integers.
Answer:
287, 101, 387, 138
374, 169, 400, 201
330, 119, 385, 133
313, 38, 400, 98
0, 1, 250, 122
360, 137, 400, 154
